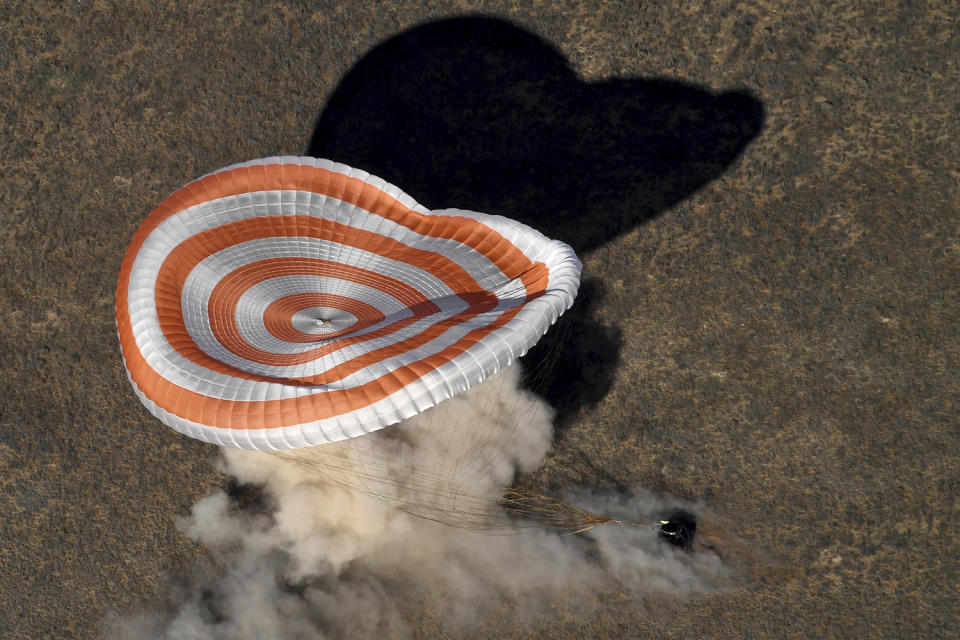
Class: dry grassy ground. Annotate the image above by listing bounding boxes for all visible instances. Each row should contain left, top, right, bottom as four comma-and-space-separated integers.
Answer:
1, 1, 957, 638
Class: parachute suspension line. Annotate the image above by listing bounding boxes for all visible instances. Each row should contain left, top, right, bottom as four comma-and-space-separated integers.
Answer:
518, 312, 574, 400
497, 487, 664, 534
271, 446, 665, 536
265, 355, 657, 536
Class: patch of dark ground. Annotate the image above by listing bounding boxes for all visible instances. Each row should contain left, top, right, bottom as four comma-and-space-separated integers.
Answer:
1, 1, 957, 638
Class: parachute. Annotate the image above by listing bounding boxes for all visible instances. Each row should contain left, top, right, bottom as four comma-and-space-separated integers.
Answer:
116, 157, 667, 535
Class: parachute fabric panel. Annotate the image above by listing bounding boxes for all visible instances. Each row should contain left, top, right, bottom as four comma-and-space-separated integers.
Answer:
116, 157, 581, 450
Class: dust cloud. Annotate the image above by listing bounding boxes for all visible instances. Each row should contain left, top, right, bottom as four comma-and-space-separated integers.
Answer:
109, 366, 727, 639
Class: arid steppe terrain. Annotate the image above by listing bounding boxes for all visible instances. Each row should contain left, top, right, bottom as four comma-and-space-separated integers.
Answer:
1, 2, 958, 638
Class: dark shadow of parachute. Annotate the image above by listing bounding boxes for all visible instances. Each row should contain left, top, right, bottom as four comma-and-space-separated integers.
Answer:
308, 16, 764, 427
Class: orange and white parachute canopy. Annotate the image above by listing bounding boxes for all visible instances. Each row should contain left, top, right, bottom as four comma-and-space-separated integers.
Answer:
116, 157, 581, 451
